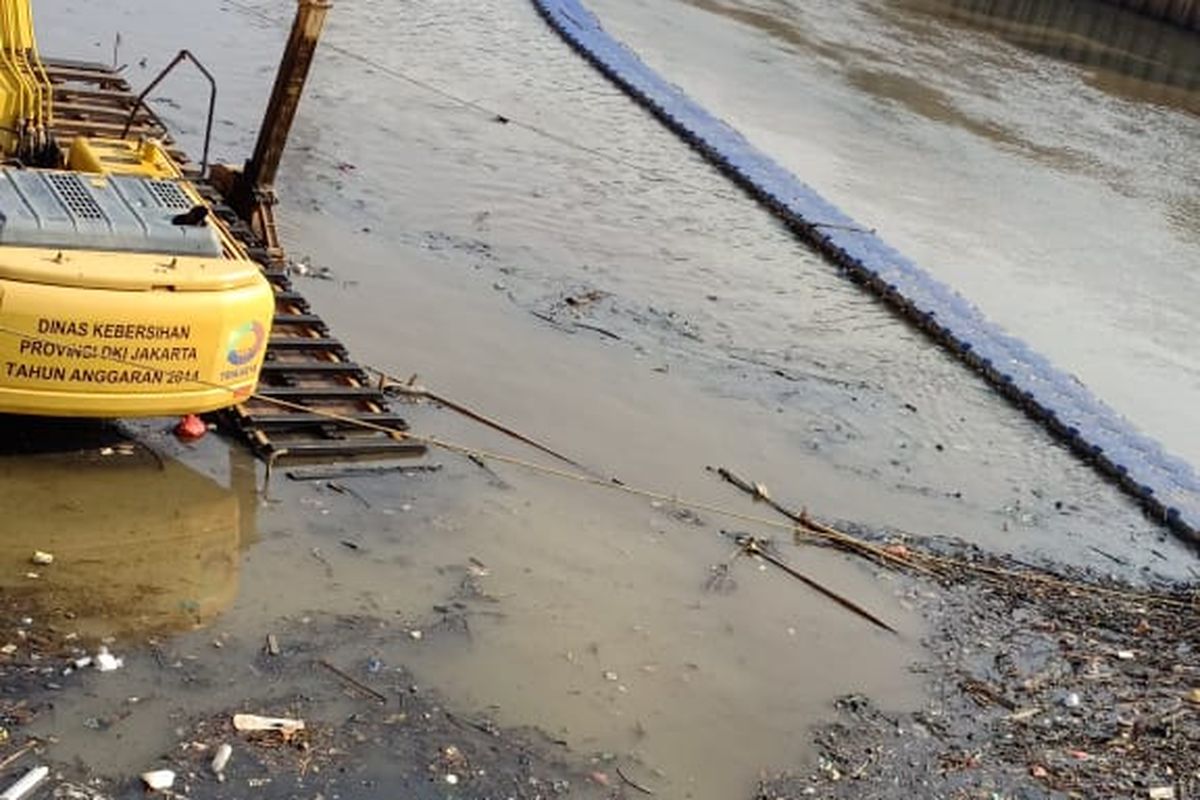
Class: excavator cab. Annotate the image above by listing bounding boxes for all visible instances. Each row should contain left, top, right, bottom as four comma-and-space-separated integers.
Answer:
0, 0, 274, 417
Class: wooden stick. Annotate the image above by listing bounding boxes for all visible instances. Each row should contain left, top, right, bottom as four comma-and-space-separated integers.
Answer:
741, 538, 898, 635
616, 765, 655, 796
318, 659, 387, 704
712, 466, 934, 575
0, 740, 38, 773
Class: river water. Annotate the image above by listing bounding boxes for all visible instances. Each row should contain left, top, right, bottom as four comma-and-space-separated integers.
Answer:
13, 0, 1200, 798
587, 0, 1200, 468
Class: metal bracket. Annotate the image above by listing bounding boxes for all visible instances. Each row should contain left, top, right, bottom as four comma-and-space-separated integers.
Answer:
121, 49, 217, 177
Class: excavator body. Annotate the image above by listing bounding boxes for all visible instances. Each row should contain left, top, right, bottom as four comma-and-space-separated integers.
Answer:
0, 0, 275, 417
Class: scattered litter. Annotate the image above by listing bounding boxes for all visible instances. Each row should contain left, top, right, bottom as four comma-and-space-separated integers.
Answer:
1188, 688, 1200, 704
0, 766, 49, 800
94, 647, 123, 672
174, 414, 207, 441
30, 552, 53, 566
22, 573, 38, 580
562, 289, 608, 309
265, 634, 280, 656
1116, 650, 1136, 661
140, 770, 175, 792
1007, 707, 1040, 722
444, 774, 459, 785
409, 630, 423, 641
0, 644, 16, 656
49, 782, 106, 800
1149, 788, 1176, 800
603, 671, 619, 682
818, 757, 842, 782
210, 743, 232, 778
1062, 692, 1081, 708
288, 256, 328, 278
232, 714, 305, 739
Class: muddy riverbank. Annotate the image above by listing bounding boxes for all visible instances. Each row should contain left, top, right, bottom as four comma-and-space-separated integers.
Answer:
3, 462, 1197, 799
5, 0, 1197, 797
1, 594, 612, 800
760, 537, 1200, 799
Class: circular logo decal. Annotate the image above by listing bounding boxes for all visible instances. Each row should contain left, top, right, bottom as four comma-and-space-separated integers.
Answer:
226, 321, 266, 366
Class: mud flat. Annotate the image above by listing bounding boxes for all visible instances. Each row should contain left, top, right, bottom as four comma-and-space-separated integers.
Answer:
757, 535, 1200, 799
8, 1, 1198, 798
0, 615, 609, 800
4, 501, 1198, 799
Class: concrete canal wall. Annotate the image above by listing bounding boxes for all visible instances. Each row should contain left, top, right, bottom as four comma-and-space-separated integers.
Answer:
1103, 0, 1200, 30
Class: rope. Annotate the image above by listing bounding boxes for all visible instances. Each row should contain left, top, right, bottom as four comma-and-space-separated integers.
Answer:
0, 321, 1191, 610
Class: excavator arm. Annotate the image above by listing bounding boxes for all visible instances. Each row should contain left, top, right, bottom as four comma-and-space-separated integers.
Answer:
0, 0, 55, 163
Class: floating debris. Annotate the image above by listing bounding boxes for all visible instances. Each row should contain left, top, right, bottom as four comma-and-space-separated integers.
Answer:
94, 647, 123, 672
232, 714, 305, 741
210, 743, 232, 778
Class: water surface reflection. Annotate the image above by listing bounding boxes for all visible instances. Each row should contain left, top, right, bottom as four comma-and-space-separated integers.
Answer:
895, 0, 1200, 113
0, 418, 252, 641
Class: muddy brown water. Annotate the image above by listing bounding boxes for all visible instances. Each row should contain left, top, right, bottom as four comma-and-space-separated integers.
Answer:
6, 0, 1198, 797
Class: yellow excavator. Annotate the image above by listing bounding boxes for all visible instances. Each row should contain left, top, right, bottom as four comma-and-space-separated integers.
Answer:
0, 0, 275, 416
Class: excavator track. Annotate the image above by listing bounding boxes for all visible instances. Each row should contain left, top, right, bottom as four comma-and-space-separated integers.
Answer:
44, 59, 426, 463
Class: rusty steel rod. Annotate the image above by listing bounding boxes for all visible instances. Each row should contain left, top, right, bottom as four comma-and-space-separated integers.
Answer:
244, 0, 331, 192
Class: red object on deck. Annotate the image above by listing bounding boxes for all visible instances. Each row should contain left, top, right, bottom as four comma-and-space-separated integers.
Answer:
174, 414, 207, 441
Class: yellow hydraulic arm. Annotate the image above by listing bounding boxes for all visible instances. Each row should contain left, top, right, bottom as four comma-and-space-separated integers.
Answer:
0, 0, 53, 160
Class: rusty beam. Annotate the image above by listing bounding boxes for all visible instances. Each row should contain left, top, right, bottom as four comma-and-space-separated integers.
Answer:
227, 0, 330, 259
244, 0, 331, 193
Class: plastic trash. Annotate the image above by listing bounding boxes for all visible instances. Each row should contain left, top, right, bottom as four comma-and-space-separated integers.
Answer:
141, 770, 175, 791
0, 766, 48, 800
232, 714, 305, 739
211, 743, 233, 777
94, 646, 123, 672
